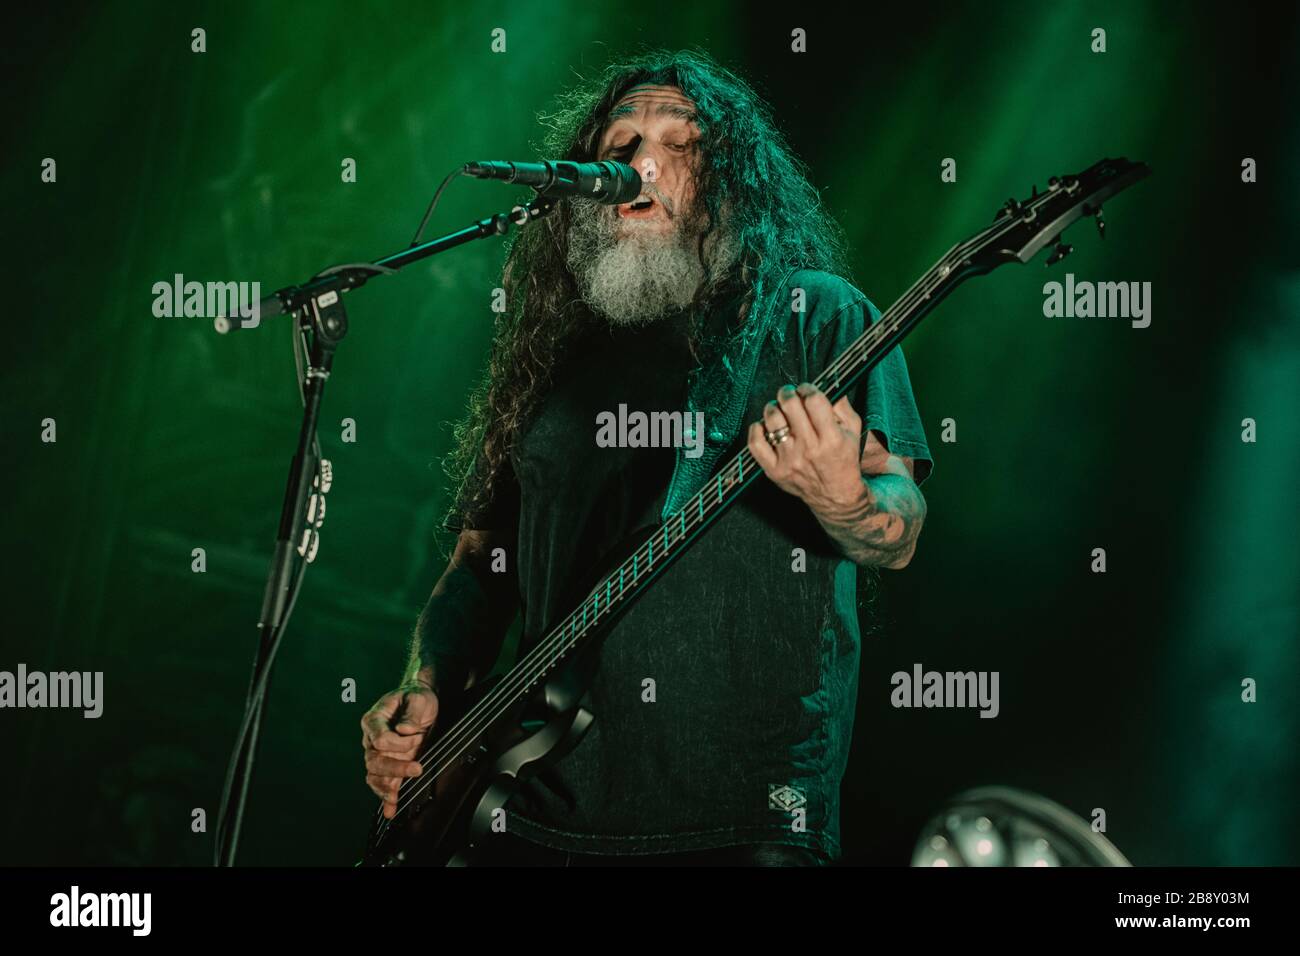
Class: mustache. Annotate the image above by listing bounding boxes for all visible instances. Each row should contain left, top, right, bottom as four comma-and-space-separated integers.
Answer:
624, 181, 675, 218
644, 182, 675, 216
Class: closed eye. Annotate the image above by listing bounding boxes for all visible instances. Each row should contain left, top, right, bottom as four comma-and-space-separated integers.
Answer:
606, 135, 641, 160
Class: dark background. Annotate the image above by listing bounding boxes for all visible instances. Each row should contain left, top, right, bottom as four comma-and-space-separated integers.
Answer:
2, 0, 1297, 865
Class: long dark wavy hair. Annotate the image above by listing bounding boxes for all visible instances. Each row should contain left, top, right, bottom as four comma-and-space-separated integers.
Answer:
445, 48, 850, 532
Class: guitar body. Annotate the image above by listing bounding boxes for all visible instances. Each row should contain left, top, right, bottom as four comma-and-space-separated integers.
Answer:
360, 651, 596, 867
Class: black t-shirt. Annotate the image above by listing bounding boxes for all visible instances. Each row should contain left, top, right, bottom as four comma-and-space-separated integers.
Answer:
508, 309, 698, 645
447, 270, 932, 860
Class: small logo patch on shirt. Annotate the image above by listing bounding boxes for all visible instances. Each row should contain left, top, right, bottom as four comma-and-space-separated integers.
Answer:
769, 784, 807, 812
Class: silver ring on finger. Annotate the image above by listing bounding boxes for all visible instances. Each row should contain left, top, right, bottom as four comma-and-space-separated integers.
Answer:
765, 425, 792, 446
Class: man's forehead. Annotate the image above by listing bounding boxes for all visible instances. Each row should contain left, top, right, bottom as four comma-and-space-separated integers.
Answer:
605, 84, 698, 124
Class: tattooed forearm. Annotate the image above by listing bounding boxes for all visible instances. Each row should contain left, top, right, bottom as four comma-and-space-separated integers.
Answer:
812, 473, 927, 568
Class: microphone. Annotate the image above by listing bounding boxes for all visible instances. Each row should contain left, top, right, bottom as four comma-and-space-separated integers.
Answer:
463, 160, 641, 204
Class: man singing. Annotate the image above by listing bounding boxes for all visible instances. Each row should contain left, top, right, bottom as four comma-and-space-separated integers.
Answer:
361, 49, 932, 866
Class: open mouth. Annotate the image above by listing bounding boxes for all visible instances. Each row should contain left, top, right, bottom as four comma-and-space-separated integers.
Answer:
619, 195, 659, 218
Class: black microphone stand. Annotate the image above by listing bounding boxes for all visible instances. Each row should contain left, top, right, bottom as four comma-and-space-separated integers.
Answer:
213, 192, 556, 867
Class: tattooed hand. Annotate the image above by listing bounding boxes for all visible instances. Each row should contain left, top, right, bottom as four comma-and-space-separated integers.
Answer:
747, 382, 926, 569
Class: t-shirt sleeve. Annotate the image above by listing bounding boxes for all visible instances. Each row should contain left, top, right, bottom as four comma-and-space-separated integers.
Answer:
441, 446, 522, 534
805, 290, 934, 486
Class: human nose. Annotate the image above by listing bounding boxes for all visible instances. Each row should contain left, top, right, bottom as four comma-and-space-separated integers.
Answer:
629, 150, 661, 186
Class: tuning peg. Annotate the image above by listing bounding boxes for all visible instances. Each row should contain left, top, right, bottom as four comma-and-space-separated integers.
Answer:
1031, 184, 1038, 198
1045, 238, 1074, 267
1094, 207, 1106, 240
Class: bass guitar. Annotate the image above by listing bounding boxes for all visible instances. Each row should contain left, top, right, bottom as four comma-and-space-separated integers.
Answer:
359, 156, 1151, 866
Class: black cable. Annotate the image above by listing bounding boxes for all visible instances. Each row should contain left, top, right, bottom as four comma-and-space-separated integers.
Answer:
312, 262, 396, 280
216, 306, 322, 865
214, 547, 311, 865
411, 166, 467, 246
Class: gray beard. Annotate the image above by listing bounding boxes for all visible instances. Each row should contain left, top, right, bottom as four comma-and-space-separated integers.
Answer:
565, 200, 738, 327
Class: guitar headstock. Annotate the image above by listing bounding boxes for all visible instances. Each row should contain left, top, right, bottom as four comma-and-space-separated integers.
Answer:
964, 158, 1151, 273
